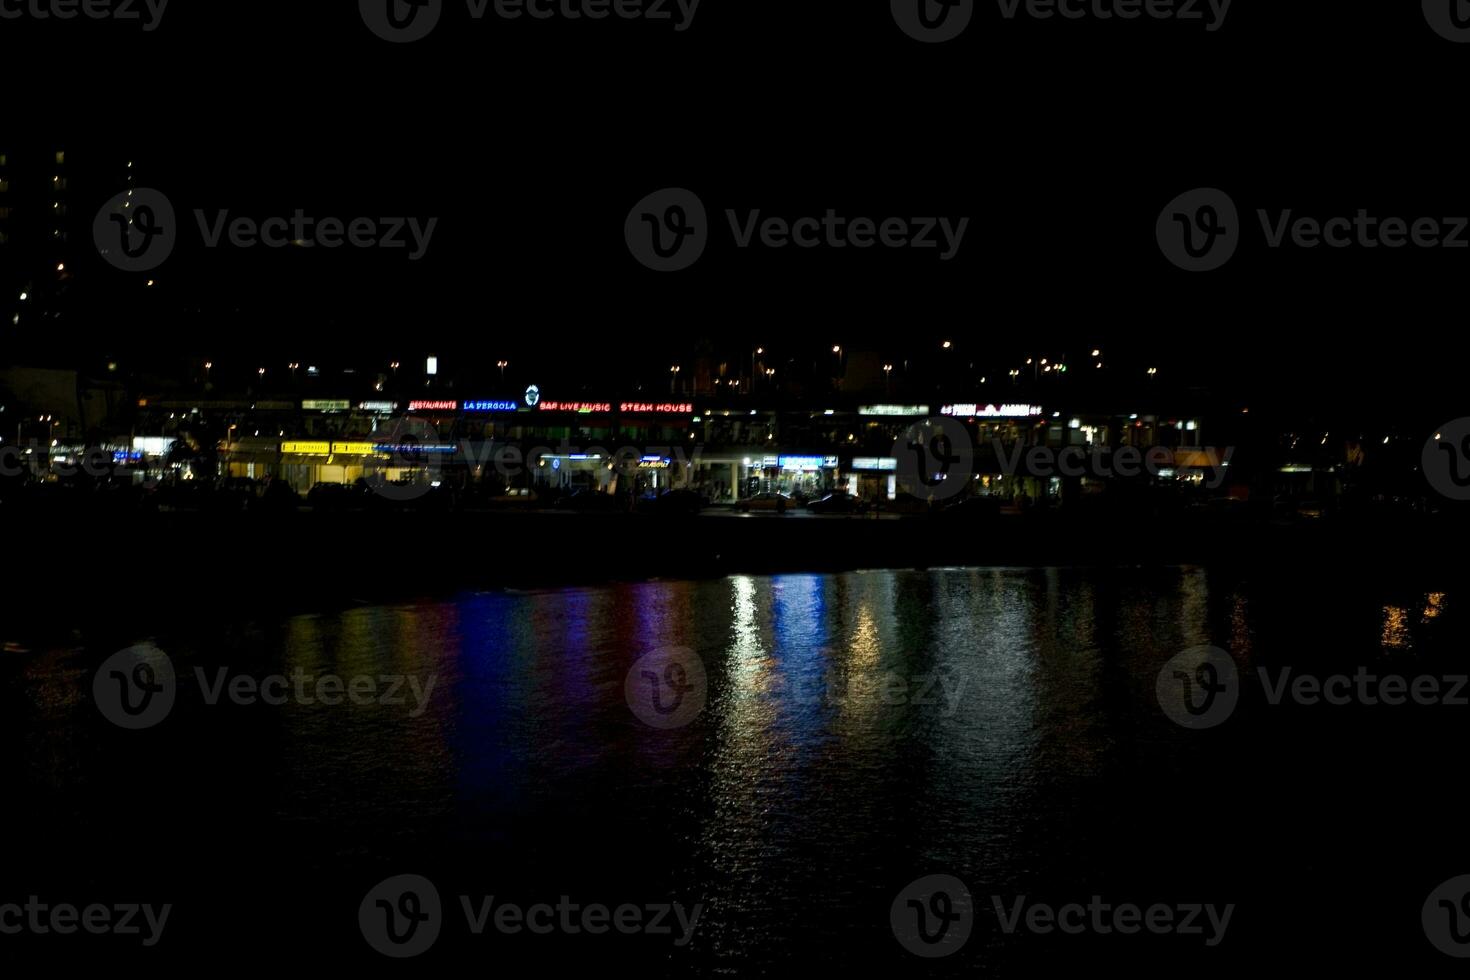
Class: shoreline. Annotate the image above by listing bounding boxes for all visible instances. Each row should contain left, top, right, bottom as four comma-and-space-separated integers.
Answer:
11, 508, 1466, 614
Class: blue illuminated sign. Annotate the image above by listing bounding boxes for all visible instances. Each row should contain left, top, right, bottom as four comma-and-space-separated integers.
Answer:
779, 455, 838, 470
464, 400, 519, 412
372, 444, 458, 455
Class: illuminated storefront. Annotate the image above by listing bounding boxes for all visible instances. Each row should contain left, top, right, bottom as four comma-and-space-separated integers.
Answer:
848, 456, 898, 501
275, 441, 457, 493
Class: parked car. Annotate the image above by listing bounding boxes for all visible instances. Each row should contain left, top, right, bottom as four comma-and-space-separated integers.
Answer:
806, 491, 867, 515
738, 492, 792, 513
639, 488, 706, 515
881, 492, 935, 515
489, 486, 539, 508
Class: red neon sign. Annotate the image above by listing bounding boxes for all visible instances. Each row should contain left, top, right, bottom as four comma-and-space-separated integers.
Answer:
620, 402, 693, 414
538, 401, 612, 413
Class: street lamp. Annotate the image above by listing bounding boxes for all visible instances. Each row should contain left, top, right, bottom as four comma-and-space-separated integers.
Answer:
670, 365, 681, 395
497, 359, 509, 383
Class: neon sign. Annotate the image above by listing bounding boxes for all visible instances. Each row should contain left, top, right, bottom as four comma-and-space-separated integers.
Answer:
539, 401, 612, 413
524, 384, 541, 407
281, 441, 331, 455
372, 443, 458, 455
620, 402, 694, 414
463, 400, 520, 412
358, 401, 397, 413
940, 403, 1043, 418
779, 455, 839, 470
858, 404, 927, 416
408, 400, 458, 412
301, 399, 350, 412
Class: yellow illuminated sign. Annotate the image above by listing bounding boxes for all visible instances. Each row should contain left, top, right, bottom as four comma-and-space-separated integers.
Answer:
280, 441, 331, 455
331, 442, 380, 455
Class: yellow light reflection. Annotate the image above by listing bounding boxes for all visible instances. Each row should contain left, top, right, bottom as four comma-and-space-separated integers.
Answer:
1381, 605, 1411, 650
1422, 592, 1446, 623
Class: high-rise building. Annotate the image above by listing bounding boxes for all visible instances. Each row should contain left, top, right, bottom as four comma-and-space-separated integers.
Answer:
0, 148, 136, 363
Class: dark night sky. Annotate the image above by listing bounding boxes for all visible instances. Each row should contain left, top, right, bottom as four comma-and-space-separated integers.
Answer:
5, 0, 1465, 418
